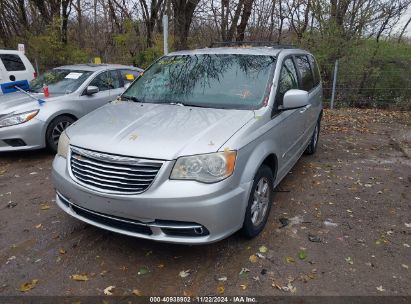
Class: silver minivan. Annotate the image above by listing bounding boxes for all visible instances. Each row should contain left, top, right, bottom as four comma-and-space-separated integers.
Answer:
52, 46, 323, 244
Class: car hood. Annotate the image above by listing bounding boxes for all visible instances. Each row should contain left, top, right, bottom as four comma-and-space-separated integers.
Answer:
0, 92, 64, 115
67, 102, 254, 160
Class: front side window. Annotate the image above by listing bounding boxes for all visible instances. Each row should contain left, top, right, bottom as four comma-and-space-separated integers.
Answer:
123, 54, 276, 110
277, 58, 299, 105
29, 69, 93, 94
0, 54, 25, 71
295, 55, 314, 91
89, 70, 121, 91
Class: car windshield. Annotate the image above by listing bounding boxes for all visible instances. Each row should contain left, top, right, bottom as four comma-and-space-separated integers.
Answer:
29, 69, 93, 94
122, 54, 276, 109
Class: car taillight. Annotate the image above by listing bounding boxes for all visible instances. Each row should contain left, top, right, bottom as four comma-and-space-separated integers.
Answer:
33, 72, 37, 78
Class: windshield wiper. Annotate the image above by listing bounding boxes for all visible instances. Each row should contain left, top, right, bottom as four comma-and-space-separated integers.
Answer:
122, 95, 143, 103
169, 102, 185, 106
180, 103, 209, 108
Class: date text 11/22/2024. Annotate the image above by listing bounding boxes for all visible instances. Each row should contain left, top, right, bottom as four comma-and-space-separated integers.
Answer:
149, 296, 257, 303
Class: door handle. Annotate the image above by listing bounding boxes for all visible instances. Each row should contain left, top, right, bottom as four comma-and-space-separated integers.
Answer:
299, 104, 311, 113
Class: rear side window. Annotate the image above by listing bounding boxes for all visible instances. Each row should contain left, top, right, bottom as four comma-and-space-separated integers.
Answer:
308, 55, 321, 86
0, 54, 26, 71
120, 69, 141, 85
89, 70, 121, 91
295, 55, 314, 91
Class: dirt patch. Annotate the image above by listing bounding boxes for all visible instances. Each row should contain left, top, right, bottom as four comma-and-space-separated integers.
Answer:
0, 109, 410, 296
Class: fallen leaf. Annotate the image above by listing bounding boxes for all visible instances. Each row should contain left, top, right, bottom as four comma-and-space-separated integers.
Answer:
376, 285, 385, 292
35, 224, 42, 229
403, 244, 410, 248
401, 264, 409, 269
239, 268, 249, 279
138, 267, 149, 275
71, 274, 89, 281
59, 248, 66, 254
103, 286, 115, 295
259, 246, 268, 253
217, 286, 225, 294
217, 276, 227, 281
345, 257, 353, 265
405, 223, 411, 228
298, 250, 307, 260
249, 255, 257, 263
132, 289, 142, 296
40, 204, 50, 210
19, 279, 38, 292
286, 256, 295, 263
240, 284, 247, 290
287, 282, 297, 293
179, 270, 190, 278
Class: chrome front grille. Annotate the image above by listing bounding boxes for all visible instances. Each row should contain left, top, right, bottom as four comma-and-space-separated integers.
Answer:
69, 146, 163, 194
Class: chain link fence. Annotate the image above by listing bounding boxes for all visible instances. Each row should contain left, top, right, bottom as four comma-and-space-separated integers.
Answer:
321, 59, 411, 110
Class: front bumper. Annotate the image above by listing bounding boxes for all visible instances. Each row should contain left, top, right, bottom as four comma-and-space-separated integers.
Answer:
0, 118, 46, 151
52, 155, 252, 244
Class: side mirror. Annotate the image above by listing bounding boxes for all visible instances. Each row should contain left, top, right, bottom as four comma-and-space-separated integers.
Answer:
282, 89, 309, 110
124, 83, 131, 90
86, 86, 99, 95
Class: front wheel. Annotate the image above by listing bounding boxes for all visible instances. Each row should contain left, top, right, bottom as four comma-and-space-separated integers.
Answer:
241, 165, 274, 238
46, 116, 75, 153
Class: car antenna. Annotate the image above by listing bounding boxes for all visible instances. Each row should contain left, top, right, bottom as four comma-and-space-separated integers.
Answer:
14, 86, 45, 106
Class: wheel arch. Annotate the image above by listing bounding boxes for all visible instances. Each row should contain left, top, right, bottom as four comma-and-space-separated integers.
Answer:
42, 113, 78, 146
239, 140, 280, 187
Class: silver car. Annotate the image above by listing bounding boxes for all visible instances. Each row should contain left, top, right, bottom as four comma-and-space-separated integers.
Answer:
0, 64, 143, 152
52, 46, 323, 244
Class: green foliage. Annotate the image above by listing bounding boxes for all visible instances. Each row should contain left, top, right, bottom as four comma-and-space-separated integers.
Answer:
299, 31, 411, 108
27, 19, 89, 72
134, 34, 174, 68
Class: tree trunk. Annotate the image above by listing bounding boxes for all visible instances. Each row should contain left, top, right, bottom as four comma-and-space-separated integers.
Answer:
61, 0, 72, 44
397, 16, 410, 43
172, 0, 199, 50
236, 0, 254, 41
226, 0, 244, 41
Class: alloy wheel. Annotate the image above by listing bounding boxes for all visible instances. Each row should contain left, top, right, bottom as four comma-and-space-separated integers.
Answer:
51, 121, 71, 146
250, 177, 270, 226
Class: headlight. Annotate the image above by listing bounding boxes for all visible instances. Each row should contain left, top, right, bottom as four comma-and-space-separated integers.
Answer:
57, 131, 70, 158
0, 110, 39, 128
170, 151, 237, 183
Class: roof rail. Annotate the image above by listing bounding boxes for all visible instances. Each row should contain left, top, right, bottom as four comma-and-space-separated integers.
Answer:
209, 41, 297, 49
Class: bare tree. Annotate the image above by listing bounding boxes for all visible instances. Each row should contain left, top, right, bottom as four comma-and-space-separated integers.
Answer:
140, 0, 164, 47
171, 0, 200, 50
397, 16, 411, 42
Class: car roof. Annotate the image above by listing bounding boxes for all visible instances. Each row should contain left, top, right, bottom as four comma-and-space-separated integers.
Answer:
0, 49, 25, 55
55, 64, 143, 72
168, 46, 309, 57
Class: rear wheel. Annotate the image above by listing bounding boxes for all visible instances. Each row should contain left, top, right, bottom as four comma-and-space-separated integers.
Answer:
241, 165, 273, 238
304, 119, 320, 155
46, 116, 75, 153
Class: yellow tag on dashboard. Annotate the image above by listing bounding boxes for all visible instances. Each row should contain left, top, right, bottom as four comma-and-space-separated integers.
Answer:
126, 74, 134, 81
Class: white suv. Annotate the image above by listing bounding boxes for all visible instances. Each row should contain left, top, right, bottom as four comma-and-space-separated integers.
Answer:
0, 50, 36, 94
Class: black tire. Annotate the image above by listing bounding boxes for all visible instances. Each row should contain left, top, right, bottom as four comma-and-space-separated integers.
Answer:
45, 115, 75, 153
304, 119, 320, 155
241, 165, 274, 238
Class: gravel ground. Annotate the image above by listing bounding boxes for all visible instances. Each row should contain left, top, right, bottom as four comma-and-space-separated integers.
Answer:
0, 108, 410, 297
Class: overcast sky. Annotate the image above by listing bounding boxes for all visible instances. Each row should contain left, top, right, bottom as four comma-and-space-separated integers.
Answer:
394, 6, 411, 37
